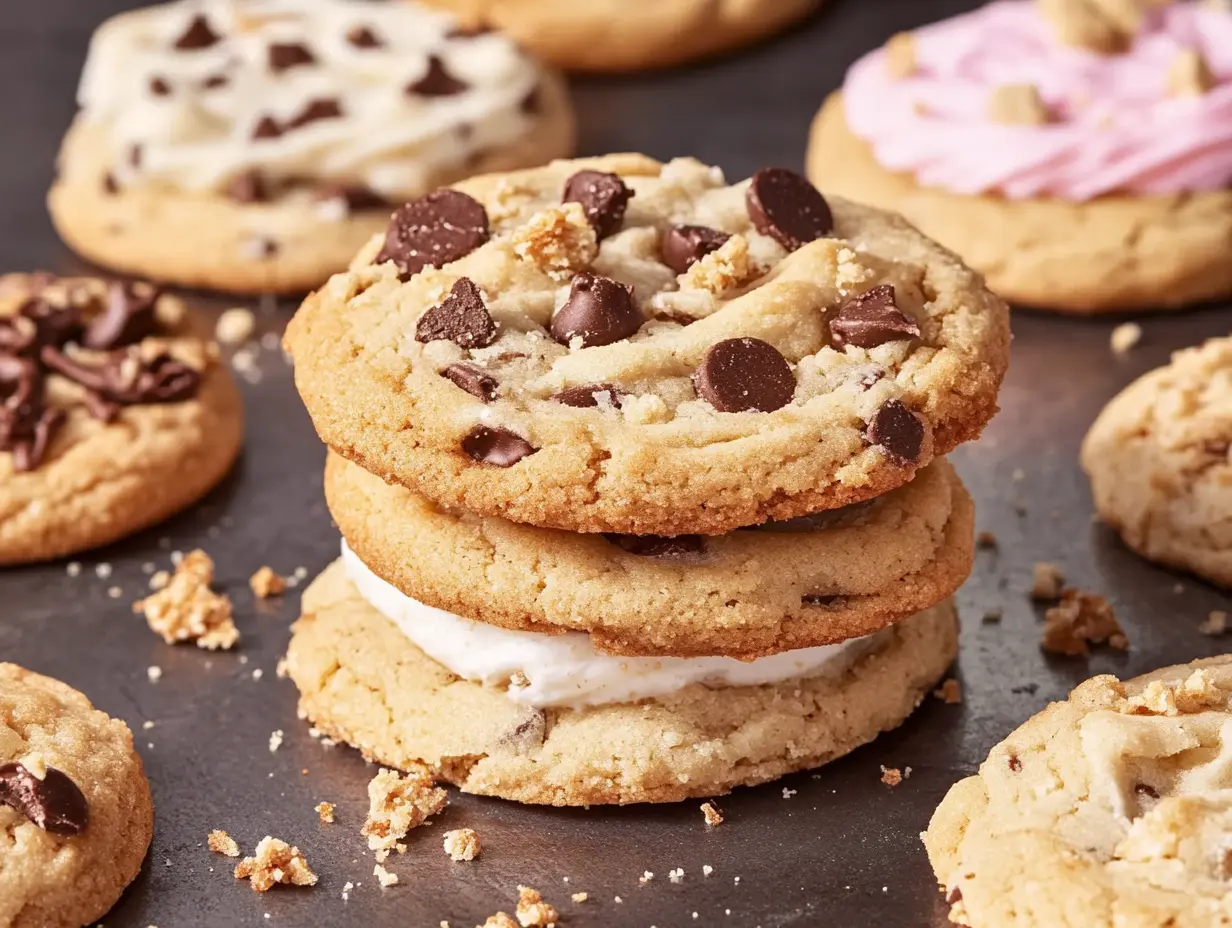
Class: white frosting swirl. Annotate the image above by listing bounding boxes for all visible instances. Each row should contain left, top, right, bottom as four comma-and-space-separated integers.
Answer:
78, 0, 544, 197
342, 541, 877, 710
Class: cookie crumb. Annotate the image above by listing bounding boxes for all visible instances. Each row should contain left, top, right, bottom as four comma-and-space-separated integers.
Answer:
515, 886, 559, 927
148, 569, 171, 591
987, 83, 1051, 125
249, 566, 287, 599
982, 608, 1003, 624
268, 730, 284, 753
134, 549, 238, 650
1110, 322, 1142, 355
147, 665, 163, 683
880, 766, 904, 787
669, 868, 684, 884
1125, 669, 1226, 716
639, 870, 654, 884
233, 837, 317, 892
934, 678, 963, 704
1168, 48, 1215, 98
682, 235, 757, 295
1041, 589, 1128, 656
480, 916, 518, 928
884, 31, 916, 79
700, 801, 724, 827
1030, 562, 1066, 601
373, 863, 398, 888
362, 768, 448, 854
511, 203, 598, 280
703, 864, 714, 877
1200, 610, 1229, 636
442, 828, 481, 861
215, 308, 256, 346
208, 830, 241, 858
976, 531, 998, 549
314, 801, 335, 824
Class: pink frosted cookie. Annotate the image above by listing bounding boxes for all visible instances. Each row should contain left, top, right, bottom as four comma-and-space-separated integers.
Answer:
807, 0, 1232, 313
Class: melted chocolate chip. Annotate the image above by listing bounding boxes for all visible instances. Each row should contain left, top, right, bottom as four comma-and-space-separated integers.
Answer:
661, 225, 731, 275
252, 115, 283, 141
694, 338, 796, 413
173, 14, 221, 51
605, 534, 705, 559
829, 285, 921, 350
415, 278, 497, 349
551, 384, 624, 409
148, 76, 172, 96
84, 281, 159, 350
347, 25, 384, 49
376, 190, 490, 279
746, 167, 833, 250
865, 399, 924, 465
0, 763, 89, 835
0, 317, 36, 356
42, 347, 200, 406
225, 169, 269, 204
18, 298, 83, 351
408, 55, 469, 96
550, 274, 642, 348
11, 407, 65, 471
313, 183, 389, 213
562, 171, 633, 241
269, 42, 316, 73
285, 98, 343, 131
462, 426, 536, 467
441, 362, 497, 402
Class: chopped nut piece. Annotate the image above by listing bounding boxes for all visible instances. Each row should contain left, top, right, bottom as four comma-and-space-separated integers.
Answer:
1167, 48, 1215, 98
1126, 669, 1227, 716
1031, 562, 1066, 601
681, 235, 758, 294
571, 892, 588, 903
701, 801, 724, 827
133, 549, 238, 650
233, 837, 317, 892
215, 307, 256, 345
881, 766, 904, 787
1042, 589, 1129, 656
511, 203, 598, 280
208, 829, 240, 858
315, 801, 336, 824
1200, 611, 1229, 636
987, 84, 1051, 125
1110, 322, 1142, 354
515, 886, 559, 928
361, 768, 448, 854
934, 678, 963, 704
250, 566, 287, 599
884, 32, 916, 79
1039, 0, 1162, 54
373, 863, 399, 887
443, 827, 481, 861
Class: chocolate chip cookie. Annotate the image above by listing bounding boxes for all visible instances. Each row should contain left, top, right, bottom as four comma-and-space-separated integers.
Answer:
48, 0, 574, 294
0, 273, 242, 564
0, 663, 153, 928
286, 154, 1010, 535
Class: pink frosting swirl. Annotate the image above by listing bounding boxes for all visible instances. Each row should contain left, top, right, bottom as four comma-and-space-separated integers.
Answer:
842, 1, 1232, 201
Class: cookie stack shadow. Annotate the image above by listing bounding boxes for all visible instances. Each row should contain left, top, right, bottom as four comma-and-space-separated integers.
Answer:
282, 154, 1010, 805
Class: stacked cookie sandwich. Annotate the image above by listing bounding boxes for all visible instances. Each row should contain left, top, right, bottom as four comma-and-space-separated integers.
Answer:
283, 154, 1011, 805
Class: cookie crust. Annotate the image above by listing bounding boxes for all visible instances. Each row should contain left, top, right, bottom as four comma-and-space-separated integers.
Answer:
807, 93, 1232, 314
286, 561, 958, 805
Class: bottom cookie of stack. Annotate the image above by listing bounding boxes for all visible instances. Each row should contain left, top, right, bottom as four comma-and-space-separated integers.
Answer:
286, 553, 958, 806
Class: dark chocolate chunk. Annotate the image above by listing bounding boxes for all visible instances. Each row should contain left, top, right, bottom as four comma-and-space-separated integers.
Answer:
550, 274, 641, 348
661, 225, 731, 275
605, 534, 705, 559
0, 763, 88, 835
84, 281, 159, 350
10, 407, 65, 471
252, 115, 283, 141
462, 426, 536, 467
225, 169, 269, 204
268, 42, 316, 73
865, 399, 924, 465
173, 14, 221, 50
562, 171, 632, 241
408, 55, 469, 97
148, 75, 172, 96
693, 337, 795, 413
346, 25, 384, 49
376, 190, 490, 279
285, 98, 343, 131
415, 278, 497, 349
746, 167, 833, 250
441, 362, 497, 402
829, 284, 920, 350
551, 384, 624, 409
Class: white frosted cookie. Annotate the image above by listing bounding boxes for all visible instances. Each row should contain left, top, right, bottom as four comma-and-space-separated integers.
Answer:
48, 0, 574, 294
925, 657, 1232, 928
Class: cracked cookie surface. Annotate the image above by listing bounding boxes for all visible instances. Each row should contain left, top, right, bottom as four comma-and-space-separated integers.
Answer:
286, 154, 1008, 535
1082, 336, 1232, 588
285, 560, 957, 805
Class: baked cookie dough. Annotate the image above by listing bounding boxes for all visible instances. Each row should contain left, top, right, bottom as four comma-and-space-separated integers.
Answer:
285, 560, 958, 805
0, 273, 242, 565
1082, 336, 1232, 588
326, 450, 974, 658
924, 656, 1232, 928
418, 0, 822, 73
48, 0, 574, 295
0, 663, 154, 928
807, 3, 1232, 314
287, 154, 1009, 535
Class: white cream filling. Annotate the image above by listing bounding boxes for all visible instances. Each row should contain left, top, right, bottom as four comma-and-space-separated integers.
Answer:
342, 541, 878, 710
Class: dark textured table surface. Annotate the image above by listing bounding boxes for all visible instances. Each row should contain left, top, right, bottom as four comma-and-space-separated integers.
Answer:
4, 1, 1232, 926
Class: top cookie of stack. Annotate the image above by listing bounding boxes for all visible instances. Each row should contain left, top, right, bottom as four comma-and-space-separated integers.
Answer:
286, 154, 1010, 536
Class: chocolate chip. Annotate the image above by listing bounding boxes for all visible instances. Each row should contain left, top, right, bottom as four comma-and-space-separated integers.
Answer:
551, 384, 624, 409
0, 763, 88, 835
103, 173, 119, 194
447, 23, 496, 39
550, 274, 641, 348
285, 98, 343, 131
945, 887, 964, 905
174, 14, 220, 50
148, 76, 172, 96
757, 500, 874, 533
269, 42, 316, 73
376, 190, 490, 279
408, 55, 469, 96
605, 534, 705, 559
202, 73, 229, 90
252, 115, 283, 141
84, 281, 159, 350
225, 169, 269, 204
462, 426, 536, 467
661, 225, 731, 274
865, 399, 924, 465
829, 285, 920, 350
746, 167, 833, 250
694, 338, 795, 413
347, 25, 384, 48
562, 171, 633, 241
415, 278, 496, 349
1007, 755, 1023, 772
313, 183, 389, 213
441, 362, 497, 402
